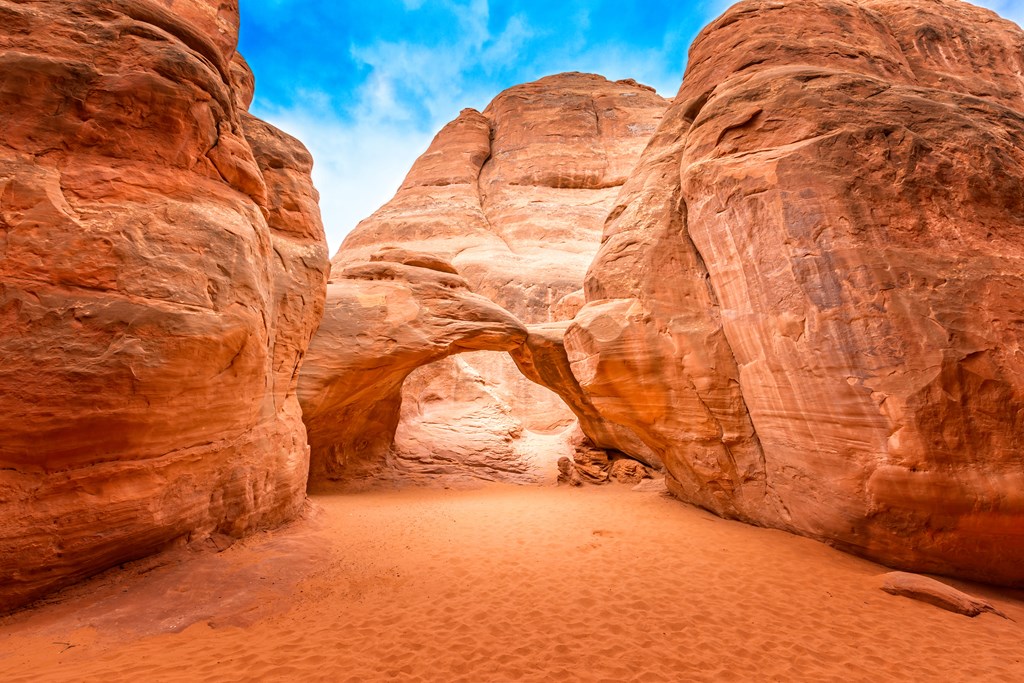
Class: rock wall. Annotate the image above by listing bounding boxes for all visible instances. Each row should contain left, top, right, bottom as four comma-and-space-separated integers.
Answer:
0, 0, 329, 612
567, 0, 1024, 585
308, 74, 667, 484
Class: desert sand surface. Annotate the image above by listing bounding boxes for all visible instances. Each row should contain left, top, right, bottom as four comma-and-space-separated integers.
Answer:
2, 484, 1022, 683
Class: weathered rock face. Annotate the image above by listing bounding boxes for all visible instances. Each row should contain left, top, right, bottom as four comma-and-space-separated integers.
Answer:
339, 73, 668, 320
509, 322, 662, 468
308, 74, 667, 483
0, 0, 329, 612
297, 253, 528, 484
568, 0, 1024, 585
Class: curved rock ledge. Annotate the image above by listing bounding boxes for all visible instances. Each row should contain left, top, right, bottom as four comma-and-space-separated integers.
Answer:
298, 253, 528, 484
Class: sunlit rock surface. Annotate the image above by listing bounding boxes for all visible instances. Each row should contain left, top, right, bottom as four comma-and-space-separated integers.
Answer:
0, 0, 329, 612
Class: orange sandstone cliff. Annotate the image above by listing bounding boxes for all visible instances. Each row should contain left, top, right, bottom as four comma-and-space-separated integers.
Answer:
0, 0, 329, 612
565, 0, 1024, 585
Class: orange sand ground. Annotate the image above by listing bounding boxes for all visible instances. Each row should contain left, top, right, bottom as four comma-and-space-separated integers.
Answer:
2, 484, 1022, 682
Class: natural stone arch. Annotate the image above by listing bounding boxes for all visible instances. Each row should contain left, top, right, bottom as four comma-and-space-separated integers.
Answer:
298, 251, 530, 485
297, 250, 661, 488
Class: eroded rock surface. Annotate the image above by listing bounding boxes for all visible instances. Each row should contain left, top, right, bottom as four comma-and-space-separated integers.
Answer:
510, 322, 662, 469
307, 74, 668, 484
0, 0, 329, 612
566, 0, 1024, 585
555, 439, 655, 487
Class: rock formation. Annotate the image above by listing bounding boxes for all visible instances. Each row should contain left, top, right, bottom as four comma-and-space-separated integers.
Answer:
0, 0, 329, 612
555, 442, 654, 487
337, 73, 668, 319
6, 0, 1019, 615
303, 74, 668, 484
562, 0, 1024, 585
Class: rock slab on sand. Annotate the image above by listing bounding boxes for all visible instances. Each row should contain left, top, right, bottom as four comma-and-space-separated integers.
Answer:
880, 572, 1008, 618
0, 0, 329, 612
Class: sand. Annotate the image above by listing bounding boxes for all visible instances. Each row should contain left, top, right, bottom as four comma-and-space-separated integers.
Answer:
2, 484, 1022, 682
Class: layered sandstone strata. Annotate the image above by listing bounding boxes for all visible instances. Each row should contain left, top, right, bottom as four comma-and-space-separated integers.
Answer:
0, 0, 329, 611
308, 74, 667, 483
567, 0, 1024, 585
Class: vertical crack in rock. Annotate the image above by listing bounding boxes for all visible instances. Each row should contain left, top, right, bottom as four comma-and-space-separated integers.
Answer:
474, 116, 516, 256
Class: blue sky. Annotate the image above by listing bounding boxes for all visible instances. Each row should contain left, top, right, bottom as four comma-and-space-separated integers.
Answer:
238, 0, 1024, 253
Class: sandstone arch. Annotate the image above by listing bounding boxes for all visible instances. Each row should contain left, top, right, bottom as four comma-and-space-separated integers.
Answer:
300, 73, 669, 486
298, 249, 662, 487
298, 252, 529, 484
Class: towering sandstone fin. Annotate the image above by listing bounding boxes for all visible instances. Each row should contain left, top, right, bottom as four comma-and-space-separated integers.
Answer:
568, 0, 1024, 585
0, 0, 330, 612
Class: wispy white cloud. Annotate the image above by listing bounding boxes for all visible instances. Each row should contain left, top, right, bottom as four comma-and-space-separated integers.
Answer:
254, 1, 549, 253
974, 0, 1024, 25
246, 0, 1024, 256
348, 4, 535, 125
528, 30, 689, 98
253, 94, 434, 257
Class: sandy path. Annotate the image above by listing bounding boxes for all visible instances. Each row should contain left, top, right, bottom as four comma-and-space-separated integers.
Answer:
2, 484, 1022, 682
